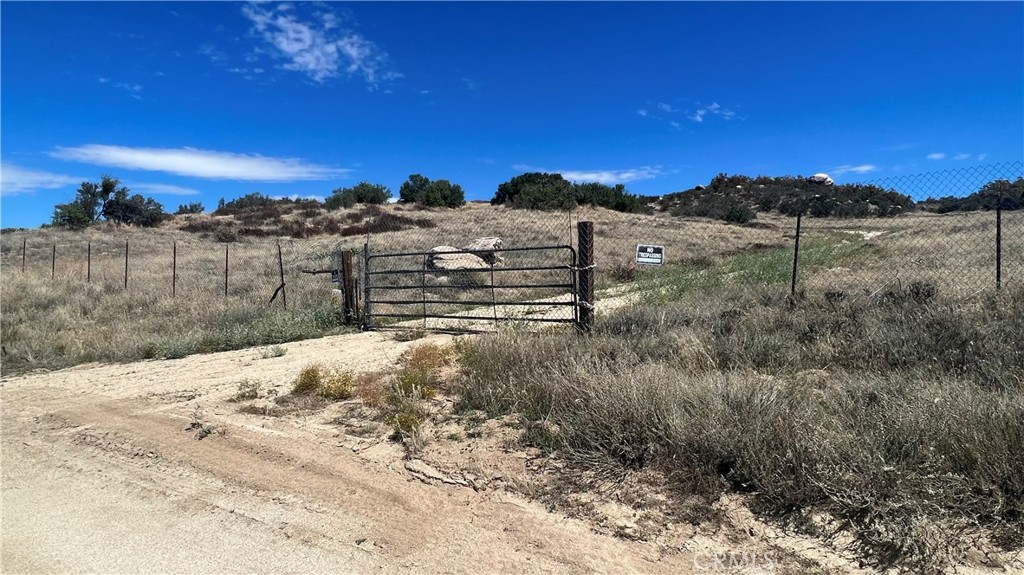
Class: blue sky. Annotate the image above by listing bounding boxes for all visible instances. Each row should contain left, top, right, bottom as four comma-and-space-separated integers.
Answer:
2, 1, 1022, 228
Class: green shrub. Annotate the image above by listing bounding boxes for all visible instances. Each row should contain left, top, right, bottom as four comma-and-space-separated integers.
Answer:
325, 182, 392, 210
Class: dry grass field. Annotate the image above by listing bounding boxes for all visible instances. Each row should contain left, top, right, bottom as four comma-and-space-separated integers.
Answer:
1, 204, 1020, 375
2, 203, 1023, 573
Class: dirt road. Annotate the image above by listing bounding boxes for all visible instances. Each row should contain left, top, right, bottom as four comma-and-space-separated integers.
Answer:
2, 329, 719, 574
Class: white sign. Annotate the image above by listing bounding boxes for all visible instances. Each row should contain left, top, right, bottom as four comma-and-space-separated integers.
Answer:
635, 244, 665, 265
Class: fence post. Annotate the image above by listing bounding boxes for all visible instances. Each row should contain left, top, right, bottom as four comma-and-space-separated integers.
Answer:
22, 238, 26, 273
363, 242, 373, 330
51, 243, 56, 279
124, 239, 129, 290
996, 205, 1002, 290
224, 243, 229, 297
87, 241, 91, 283
172, 241, 177, 297
341, 250, 356, 324
277, 241, 287, 309
791, 212, 803, 296
577, 221, 595, 333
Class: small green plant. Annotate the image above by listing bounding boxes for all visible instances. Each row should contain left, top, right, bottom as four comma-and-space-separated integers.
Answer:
185, 405, 220, 440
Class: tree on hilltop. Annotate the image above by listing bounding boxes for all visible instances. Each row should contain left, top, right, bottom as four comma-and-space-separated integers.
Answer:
399, 174, 466, 207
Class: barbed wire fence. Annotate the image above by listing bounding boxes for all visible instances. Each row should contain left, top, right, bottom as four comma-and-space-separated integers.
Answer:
0, 232, 344, 314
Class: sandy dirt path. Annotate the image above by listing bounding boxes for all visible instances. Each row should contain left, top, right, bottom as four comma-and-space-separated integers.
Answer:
2, 326, 709, 574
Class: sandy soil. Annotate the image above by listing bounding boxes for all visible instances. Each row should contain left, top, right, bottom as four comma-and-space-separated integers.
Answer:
1, 315, 870, 574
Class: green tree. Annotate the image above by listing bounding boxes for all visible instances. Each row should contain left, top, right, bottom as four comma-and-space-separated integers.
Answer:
51, 201, 91, 230
398, 174, 466, 207
425, 179, 466, 208
326, 181, 392, 210
103, 188, 168, 227
398, 174, 432, 204
492, 172, 576, 210
175, 202, 205, 215
51, 175, 123, 228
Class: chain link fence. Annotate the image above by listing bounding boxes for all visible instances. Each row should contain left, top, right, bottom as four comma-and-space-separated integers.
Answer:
800, 162, 1023, 297
2, 162, 1018, 340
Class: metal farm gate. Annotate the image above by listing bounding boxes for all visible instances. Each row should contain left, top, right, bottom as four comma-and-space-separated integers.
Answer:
361, 222, 595, 332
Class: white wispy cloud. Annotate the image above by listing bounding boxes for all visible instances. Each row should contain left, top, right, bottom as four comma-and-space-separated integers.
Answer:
114, 82, 143, 100
830, 164, 878, 175
241, 2, 399, 86
0, 163, 84, 196
688, 101, 738, 123
198, 43, 228, 63
636, 109, 649, 117
978, 153, 988, 161
953, 153, 971, 161
926, 152, 946, 160
514, 164, 663, 185
51, 145, 350, 182
130, 183, 201, 196
461, 77, 480, 92
879, 142, 918, 152
656, 102, 677, 113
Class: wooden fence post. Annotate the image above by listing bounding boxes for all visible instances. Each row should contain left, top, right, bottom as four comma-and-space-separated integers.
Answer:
87, 241, 91, 283
577, 221, 595, 333
51, 244, 56, 279
22, 238, 26, 273
172, 241, 177, 297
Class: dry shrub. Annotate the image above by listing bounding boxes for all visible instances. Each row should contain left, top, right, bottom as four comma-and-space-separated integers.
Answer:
292, 363, 354, 400
353, 371, 389, 408
455, 286, 1024, 573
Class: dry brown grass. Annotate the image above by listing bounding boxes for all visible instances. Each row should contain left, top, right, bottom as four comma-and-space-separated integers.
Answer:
456, 284, 1024, 573
2, 205, 1019, 374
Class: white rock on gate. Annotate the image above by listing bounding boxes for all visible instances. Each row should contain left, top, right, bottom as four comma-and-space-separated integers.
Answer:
427, 246, 490, 270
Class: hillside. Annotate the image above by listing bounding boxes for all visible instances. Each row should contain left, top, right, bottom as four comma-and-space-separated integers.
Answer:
919, 177, 1024, 213
655, 173, 916, 223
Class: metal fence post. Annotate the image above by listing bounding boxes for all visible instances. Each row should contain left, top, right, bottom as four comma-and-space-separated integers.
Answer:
124, 239, 129, 290
341, 250, 355, 324
277, 241, 287, 309
363, 242, 373, 330
22, 237, 26, 273
172, 241, 177, 297
87, 241, 91, 283
996, 205, 1002, 290
51, 243, 56, 279
224, 243, 229, 297
791, 212, 803, 296
577, 221, 595, 332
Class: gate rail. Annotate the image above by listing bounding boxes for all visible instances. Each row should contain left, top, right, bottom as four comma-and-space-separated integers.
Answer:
363, 244, 580, 330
